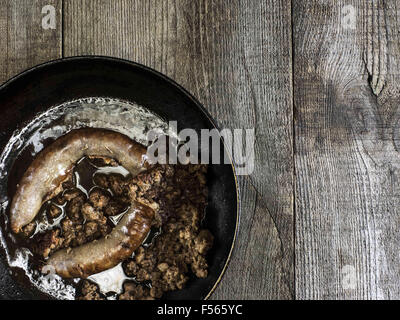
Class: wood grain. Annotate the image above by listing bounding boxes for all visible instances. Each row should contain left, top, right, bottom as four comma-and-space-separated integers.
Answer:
64, 0, 294, 299
294, 0, 400, 299
0, 0, 61, 299
0, 0, 61, 83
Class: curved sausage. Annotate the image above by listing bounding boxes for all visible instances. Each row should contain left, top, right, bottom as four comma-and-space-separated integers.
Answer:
10, 128, 148, 234
44, 200, 154, 278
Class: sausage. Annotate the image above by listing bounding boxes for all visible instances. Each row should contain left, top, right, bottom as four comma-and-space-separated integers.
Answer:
44, 200, 154, 278
10, 128, 148, 234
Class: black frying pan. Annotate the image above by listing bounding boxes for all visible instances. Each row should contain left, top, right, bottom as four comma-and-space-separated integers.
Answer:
0, 56, 239, 300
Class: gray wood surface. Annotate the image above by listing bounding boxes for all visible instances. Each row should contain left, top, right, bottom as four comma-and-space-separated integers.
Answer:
294, 0, 400, 299
0, 0, 61, 83
2, 0, 400, 300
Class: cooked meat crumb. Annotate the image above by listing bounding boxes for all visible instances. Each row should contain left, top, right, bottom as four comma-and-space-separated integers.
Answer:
31, 229, 64, 258
65, 192, 85, 221
22, 221, 36, 237
47, 203, 62, 220
77, 280, 105, 300
118, 282, 153, 300
81, 203, 102, 222
89, 188, 110, 209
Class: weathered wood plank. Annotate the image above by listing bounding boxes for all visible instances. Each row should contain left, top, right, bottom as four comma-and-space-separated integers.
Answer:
64, 0, 294, 299
0, 0, 61, 84
0, 0, 61, 299
294, 0, 400, 299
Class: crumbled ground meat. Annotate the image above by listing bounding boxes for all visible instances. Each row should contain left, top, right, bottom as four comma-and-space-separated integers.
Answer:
56, 188, 81, 204
22, 221, 36, 237
27, 156, 212, 300
92, 173, 109, 189
65, 192, 85, 222
108, 174, 129, 196
118, 164, 212, 300
119, 282, 153, 300
89, 188, 110, 209
104, 198, 128, 216
47, 203, 62, 220
194, 229, 214, 255
31, 229, 64, 259
77, 280, 105, 301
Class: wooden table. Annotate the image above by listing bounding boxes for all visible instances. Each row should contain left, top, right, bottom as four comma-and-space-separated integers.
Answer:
1, 0, 400, 300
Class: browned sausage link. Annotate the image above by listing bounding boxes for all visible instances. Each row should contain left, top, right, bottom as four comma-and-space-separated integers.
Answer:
10, 128, 148, 234
44, 201, 154, 278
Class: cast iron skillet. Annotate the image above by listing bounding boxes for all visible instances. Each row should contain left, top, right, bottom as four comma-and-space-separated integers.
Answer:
0, 56, 239, 300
